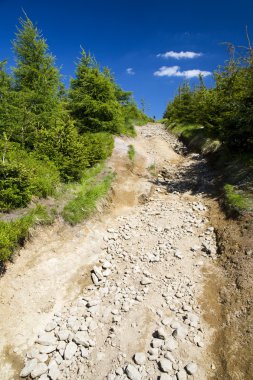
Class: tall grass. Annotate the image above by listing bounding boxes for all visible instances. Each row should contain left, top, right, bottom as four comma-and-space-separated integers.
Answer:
62, 166, 115, 225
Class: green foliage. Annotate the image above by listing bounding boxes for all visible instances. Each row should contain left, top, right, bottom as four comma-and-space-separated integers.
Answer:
69, 49, 125, 134
224, 184, 248, 210
62, 168, 114, 225
81, 132, 114, 166
35, 116, 89, 182
128, 144, 135, 161
0, 205, 51, 263
3, 142, 60, 196
0, 162, 31, 211
164, 46, 253, 152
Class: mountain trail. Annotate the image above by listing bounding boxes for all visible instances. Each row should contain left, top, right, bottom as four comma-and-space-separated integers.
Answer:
0, 124, 223, 380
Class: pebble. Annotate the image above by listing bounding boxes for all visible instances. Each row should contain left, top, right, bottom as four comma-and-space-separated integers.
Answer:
159, 358, 173, 372
185, 362, 198, 375
31, 363, 48, 378
64, 342, 77, 360
125, 364, 142, 380
20, 359, 38, 377
134, 352, 146, 365
176, 369, 187, 380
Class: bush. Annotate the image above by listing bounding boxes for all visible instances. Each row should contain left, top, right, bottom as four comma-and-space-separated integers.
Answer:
0, 205, 51, 263
81, 132, 114, 166
0, 163, 32, 211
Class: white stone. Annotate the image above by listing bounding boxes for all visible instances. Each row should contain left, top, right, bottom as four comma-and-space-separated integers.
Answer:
36, 333, 57, 346
45, 322, 57, 332
185, 362, 198, 375
31, 363, 48, 378
64, 342, 77, 360
73, 331, 90, 347
20, 359, 38, 377
48, 361, 60, 380
176, 369, 187, 380
164, 337, 178, 351
125, 364, 142, 380
57, 329, 70, 341
134, 352, 146, 365
160, 359, 173, 373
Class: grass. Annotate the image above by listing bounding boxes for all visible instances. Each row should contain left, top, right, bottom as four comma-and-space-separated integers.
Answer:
0, 205, 52, 264
128, 144, 135, 162
148, 163, 158, 177
224, 184, 249, 211
61, 166, 115, 225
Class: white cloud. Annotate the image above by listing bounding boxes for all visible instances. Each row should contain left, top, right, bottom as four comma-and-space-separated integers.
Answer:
154, 65, 211, 79
126, 68, 135, 75
157, 51, 202, 59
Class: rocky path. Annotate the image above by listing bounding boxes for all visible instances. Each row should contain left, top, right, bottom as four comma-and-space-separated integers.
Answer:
1, 125, 221, 380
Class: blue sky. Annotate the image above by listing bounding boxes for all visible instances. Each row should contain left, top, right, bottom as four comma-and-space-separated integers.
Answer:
0, 0, 252, 118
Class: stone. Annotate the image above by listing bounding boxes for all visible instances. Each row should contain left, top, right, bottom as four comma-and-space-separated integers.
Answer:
140, 278, 152, 285
31, 363, 48, 378
151, 338, 164, 348
156, 328, 166, 340
176, 370, 187, 380
159, 359, 173, 373
64, 342, 77, 360
172, 326, 188, 340
39, 345, 57, 354
161, 317, 172, 326
160, 374, 173, 380
57, 329, 70, 341
36, 333, 57, 346
174, 250, 183, 259
45, 322, 57, 332
20, 359, 38, 377
134, 352, 146, 365
164, 337, 178, 351
164, 352, 176, 363
81, 347, 89, 358
39, 375, 49, 380
125, 364, 142, 380
34, 354, 48, 363
48, 361, 60, 380
73, 331, 90, 347
103, 269, 112, 277
185, 362, 198, 375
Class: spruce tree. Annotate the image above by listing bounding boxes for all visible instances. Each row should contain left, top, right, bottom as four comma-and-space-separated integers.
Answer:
12, 15, 61, 147
69, 49, 124, 134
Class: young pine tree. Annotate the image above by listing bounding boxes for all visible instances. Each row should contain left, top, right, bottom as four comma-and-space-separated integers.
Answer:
12, 15, 62, 148
69, 49, 124, 134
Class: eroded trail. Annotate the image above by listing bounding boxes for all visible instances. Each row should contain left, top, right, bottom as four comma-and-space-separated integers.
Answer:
0, 125, 222, 380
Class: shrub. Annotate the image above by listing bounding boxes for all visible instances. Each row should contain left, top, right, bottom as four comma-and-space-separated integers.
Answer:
0, 205, 51, 263
0, 162, 31, 211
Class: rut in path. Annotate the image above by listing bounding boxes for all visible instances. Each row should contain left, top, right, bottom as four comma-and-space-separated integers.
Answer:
1, 125, 221, 380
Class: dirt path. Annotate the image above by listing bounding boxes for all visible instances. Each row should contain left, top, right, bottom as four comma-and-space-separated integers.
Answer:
0, 124, 223, 380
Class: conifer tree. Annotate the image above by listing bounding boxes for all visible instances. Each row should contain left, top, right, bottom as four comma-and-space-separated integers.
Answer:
69, 49, 124, 134
12, 15, 62, 147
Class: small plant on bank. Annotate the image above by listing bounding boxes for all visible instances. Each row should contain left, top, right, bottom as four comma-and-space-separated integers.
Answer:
128, 144, 135, 162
